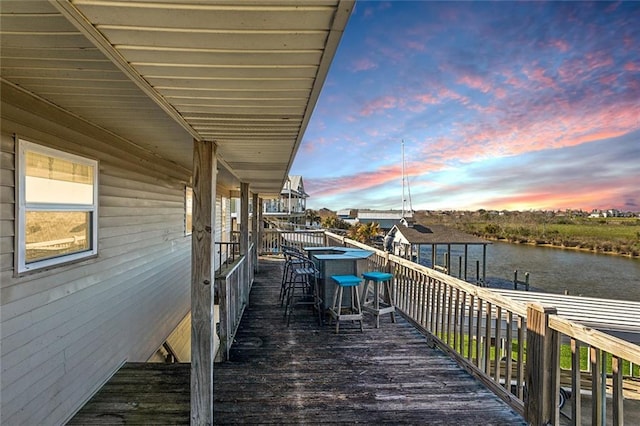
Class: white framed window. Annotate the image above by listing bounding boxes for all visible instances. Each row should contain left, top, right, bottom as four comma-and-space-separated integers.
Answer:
17, 139, 98, 273
185, 186, 193, 235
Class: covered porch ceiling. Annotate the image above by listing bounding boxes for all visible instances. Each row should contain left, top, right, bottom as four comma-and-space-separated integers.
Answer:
0, 0, 353, 195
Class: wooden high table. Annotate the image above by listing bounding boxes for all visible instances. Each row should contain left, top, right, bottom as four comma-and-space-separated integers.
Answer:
304, 246, 373, 311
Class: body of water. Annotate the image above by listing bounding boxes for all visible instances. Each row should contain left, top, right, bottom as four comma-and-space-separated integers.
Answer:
418, 241, 640, 302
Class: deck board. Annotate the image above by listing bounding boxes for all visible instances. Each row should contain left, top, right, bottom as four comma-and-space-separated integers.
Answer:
68, 256, 525, 425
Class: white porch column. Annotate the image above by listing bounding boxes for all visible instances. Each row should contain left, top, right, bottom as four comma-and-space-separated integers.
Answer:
191, 139, 216, 425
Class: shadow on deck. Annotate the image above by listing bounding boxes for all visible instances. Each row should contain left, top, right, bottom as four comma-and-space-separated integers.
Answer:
68, 256, 525, 425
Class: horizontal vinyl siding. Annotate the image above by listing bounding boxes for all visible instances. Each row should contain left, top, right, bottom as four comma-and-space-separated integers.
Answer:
165, 312, 191, 362
0, 88, 192, 425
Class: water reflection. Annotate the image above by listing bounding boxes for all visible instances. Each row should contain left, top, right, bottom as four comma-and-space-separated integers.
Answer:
419, 241, 640, 302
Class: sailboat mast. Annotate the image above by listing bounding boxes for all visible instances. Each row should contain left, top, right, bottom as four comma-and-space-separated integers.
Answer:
402, 139, 405, 217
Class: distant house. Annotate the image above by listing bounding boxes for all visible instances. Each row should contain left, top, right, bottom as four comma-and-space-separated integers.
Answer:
357, 209, 412, 231
385, 219, 490, 284
337, 208, 357, 219
262, 175, 309, 227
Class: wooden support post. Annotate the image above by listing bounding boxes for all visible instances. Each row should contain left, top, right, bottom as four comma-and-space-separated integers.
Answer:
240, 182, 249, 257
525, 303, 559, 426
252, 192, 259, 270
482, 244, 487, 287
463, 244, 468, 281
257, 196, 263, 260
431, 244, 436, 268
191, 139, 216, 425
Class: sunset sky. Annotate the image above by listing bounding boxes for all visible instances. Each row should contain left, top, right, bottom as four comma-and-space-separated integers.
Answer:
291, 1, 640, 212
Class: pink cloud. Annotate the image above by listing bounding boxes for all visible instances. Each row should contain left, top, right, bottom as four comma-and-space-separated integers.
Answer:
350, 58, 377, 72
359, 95, 401, 116
414, 81, 640, 172
599, 74, 617, 85
485, 186, 624, 212
523, 67, 557, 90
585, 52, 613, 70
624, 62, 640, 72
550, 39, 570, 52
308, 165, 403, 198
405, 40, 426, 52
457, 74, 492, 93
413, 93, 439, 105
437, 87, 470, 104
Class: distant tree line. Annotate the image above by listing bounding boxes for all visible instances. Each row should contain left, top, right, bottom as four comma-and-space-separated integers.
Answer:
306, 208, 640, 257
305, 209, 383, 245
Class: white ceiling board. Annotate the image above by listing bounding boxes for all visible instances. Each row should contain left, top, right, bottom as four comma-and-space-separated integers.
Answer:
77, 4, 337, 31
120, 48, 324, 67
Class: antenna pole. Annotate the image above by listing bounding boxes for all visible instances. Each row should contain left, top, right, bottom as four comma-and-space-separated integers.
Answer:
402, 140, 406, 217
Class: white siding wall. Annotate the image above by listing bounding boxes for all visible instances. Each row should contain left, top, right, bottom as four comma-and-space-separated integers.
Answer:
0, 86, 192, 425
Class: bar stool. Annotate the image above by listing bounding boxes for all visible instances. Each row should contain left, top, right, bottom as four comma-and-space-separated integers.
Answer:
283, 254, 322, 326
328, 275, 363, 334
279, 249, 305, 305
360, 271, 396, 328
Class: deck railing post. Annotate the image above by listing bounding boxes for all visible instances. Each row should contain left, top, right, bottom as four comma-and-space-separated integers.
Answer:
525, 303, 559, 426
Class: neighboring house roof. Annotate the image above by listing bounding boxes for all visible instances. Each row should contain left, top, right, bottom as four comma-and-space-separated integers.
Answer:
281, 175, 309, 198
359, 218, 402, 230
358, 210, 407, 220
391, 224, 489, 245
337, 209, 357, 218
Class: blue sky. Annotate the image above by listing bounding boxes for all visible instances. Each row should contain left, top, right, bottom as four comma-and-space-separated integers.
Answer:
291, 1, 640, 212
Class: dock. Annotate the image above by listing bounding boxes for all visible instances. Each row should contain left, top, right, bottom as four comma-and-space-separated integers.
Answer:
69, 257, 525, 424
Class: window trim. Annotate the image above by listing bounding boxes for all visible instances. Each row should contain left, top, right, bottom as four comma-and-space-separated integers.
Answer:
185, 185, 193, 236
17, 139, 99, 273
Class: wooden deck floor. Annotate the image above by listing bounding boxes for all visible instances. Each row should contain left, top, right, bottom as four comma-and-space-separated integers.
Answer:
69, 256, 525, 425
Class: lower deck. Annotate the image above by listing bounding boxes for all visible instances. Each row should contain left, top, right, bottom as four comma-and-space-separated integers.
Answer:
69, 256, 525, 424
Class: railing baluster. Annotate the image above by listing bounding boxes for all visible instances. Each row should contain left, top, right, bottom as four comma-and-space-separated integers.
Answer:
429, 277, 437, 332
505, 311, 513, 393
419, 273, 428, 327
517, 315, 525, 400
493, 306, 502, 383
467, 294, 474, 361
459, 291, 466, 356
571, 338, 582, 426
591, 346, 602, 426
436, 280, 443, 338
411, 269, 418, 320
446, 284, 453, 345
453, 288, 460, 352
612, 355, 623, 426
475, 300, 483, 368
484, 302, 492, 374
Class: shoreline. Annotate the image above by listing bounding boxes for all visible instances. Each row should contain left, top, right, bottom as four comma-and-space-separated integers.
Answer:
483, 236, 640, 259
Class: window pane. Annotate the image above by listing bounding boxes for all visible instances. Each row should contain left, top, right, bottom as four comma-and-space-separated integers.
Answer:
25, 211, 90, 263
25, 151, 94, 204
185, 187, 193, 234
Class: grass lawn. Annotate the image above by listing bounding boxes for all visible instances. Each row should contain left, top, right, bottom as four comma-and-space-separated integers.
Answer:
435, 331, 640, 377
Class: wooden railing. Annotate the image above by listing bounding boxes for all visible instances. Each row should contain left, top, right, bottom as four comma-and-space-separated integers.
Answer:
260, 228, 326, 254
216, 243, 255, 361
214, 241, 239, 272
319, 231, 640, 426
546, 313, 640, 425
